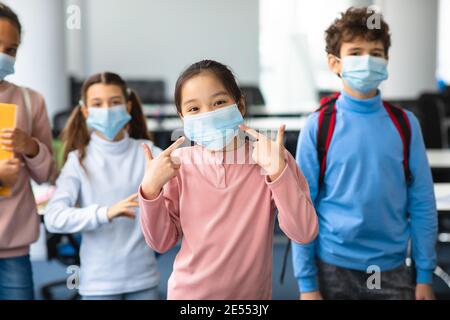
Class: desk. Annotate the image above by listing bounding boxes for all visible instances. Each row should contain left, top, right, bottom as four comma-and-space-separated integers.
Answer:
427, 149, 450, 183
146, 116, 307, 133
427, 149, 450, 169
34, 182, 450, 214
143, 104, 313, 118
245, 117, 306, 131
436, 183, 450, 212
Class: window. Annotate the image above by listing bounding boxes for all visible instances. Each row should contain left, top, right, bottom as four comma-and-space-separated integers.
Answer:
437, 0, 450, 84
259, 0, 372, 111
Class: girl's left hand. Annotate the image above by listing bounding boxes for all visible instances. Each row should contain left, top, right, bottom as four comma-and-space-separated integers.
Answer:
239, 124, 286, 182
0, 128, 39, 158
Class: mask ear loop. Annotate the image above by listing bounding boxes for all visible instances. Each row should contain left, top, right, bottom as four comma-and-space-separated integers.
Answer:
78, 99, 91, 132
334, 55, 343, 78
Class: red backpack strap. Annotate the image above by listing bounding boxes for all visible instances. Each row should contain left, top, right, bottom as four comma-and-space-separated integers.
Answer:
383, 101, 413, 185
317, 92, 341, 111
317, 94, 339, 187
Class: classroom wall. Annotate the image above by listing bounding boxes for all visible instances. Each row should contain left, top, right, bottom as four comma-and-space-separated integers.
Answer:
376, 0, 439, 99
67, 0, 260, 101
4, 0, 68, 121
4, 0, 446, 120
437, 0, 450, 84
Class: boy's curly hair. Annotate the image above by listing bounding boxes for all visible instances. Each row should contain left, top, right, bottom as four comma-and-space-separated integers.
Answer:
325, 7, 391, 57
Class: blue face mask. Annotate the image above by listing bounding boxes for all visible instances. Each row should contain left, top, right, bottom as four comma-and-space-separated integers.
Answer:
183, 104, 244, 151
0, 52, 15, 80
340, 55, 388, 93
86, 105, 132, 141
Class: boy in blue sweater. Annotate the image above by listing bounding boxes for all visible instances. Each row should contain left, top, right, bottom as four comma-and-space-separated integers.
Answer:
292, 7, 437, 300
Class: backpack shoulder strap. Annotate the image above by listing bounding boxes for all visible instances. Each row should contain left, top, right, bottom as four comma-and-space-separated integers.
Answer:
317, 92, 340, 111
383, 101, 413, 185
317, 93, 339, 187
20, 87, 33, 135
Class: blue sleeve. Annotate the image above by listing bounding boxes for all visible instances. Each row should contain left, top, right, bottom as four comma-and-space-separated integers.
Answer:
291, 113, 321, 293
406, 113, 438, 284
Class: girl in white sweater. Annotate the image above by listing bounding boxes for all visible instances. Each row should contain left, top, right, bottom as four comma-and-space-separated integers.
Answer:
44, 72, 162, 300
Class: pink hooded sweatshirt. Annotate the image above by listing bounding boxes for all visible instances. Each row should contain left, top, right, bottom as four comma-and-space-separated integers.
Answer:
139, 141, 318, 299
0, 81, 54, 258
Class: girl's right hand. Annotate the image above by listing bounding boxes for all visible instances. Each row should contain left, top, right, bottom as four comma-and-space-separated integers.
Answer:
0, 158, 21, 187
107, 193, 139, 221
141, 137, 185, 200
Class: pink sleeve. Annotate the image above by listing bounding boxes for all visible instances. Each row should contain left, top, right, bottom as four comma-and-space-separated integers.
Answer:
266, 151, 318, 244
139, 176, 183, 253
23, 92, 55, 184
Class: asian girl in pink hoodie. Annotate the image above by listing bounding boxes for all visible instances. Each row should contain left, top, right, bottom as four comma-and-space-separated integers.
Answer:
139, 60, 318, 299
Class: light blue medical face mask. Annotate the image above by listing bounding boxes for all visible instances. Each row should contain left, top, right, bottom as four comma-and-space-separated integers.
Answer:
339, 55, 388, 93
86, 104, 132, 141
183, 104, 244, 151
0, 52, 15, 80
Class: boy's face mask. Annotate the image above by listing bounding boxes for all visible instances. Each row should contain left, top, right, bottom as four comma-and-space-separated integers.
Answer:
86, 104, 132, 141
337, 55, 388, 93
0, 52, 15, 80
183, 103, 244, 151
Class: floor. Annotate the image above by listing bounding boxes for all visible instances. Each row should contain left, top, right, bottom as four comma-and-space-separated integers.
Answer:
31, 240, 450, 300
31, 240, 299, 300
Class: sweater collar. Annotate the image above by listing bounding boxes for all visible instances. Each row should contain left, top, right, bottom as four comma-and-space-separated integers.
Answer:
199, 134, 253, 164
336, 90, 383, 114
90, 131, 131, 153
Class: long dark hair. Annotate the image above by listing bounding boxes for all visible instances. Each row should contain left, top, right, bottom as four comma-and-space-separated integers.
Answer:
61, 72, 151, 165
0, 2, 22, 37
174, 59, 245, 114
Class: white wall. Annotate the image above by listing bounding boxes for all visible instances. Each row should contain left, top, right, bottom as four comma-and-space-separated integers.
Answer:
65, 0, 87, 79
4, 0, 68, 121
437, 0, 450, 84
375, 0, 438, 99
69, 0, 259, 101
259, 0, 357, 111
5, 0, 443, 119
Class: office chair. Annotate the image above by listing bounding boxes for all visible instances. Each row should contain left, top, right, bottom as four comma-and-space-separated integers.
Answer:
126, 79, 167, 104
283, 130, 300, 160
434, 215, 450, 299
240, 85, 268, 118
70, 76, 168, 103
52, 110, 73, 138
240, 85, 265, 116
241, 85, 265, 106
318, 90, 336, 102
69, 76, 83, 108
416, 93, 448, 149
442, 88, 450, 147
41, 231, 81, 300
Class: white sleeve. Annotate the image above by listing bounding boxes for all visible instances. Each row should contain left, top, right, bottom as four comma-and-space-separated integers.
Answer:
151, 144, 163, 157
44, 152, 110, 233
142, 140, 163, 157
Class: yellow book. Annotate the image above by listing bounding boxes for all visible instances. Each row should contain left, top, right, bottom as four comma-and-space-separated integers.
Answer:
0, 103, 17, 197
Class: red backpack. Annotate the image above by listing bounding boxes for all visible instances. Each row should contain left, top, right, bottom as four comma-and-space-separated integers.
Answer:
316, 93, 413, 186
